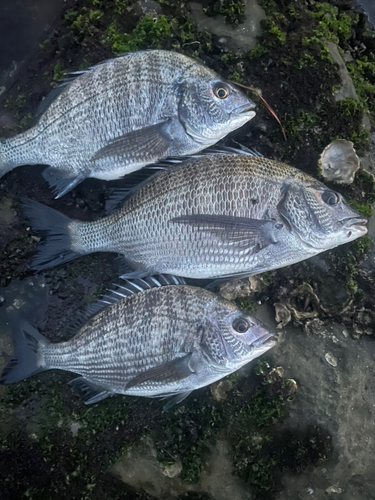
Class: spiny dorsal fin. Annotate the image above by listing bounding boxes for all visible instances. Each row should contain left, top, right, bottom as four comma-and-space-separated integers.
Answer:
105, 275, 186, 300
64, 275, 186, 335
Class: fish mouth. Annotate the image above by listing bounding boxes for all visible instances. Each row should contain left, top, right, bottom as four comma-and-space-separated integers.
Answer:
252, 332, 277, 349
233, 102, 256, 116
344, 216, 368, 233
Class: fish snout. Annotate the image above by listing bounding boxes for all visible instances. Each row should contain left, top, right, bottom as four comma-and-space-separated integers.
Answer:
344, 216, 368, 234
233, 101, 256, 117
252, 332, 277, 349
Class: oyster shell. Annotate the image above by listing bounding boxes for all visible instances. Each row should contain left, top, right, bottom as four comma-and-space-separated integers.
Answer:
320, 139, 360, 184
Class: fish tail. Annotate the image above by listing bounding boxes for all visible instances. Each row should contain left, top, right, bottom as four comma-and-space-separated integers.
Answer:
1, 317, 50, 385
21, 198, 85, 270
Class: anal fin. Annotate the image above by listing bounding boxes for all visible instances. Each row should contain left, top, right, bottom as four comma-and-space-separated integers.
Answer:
68, 376, 112, 405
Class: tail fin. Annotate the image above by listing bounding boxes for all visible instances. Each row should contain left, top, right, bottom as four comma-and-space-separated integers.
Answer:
1, 317, 50, 384
21, 198, 82, 270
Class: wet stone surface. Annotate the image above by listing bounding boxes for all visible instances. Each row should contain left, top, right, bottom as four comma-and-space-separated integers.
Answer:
1, 0, 375, 499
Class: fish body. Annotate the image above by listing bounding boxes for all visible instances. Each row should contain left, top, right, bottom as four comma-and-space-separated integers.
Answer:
25, 150, 368, 280
1, 277, 275, 406
0, 51, 255, 198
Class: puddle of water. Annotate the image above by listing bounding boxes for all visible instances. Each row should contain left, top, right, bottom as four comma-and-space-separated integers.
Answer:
356, 0, 375, 26
0, 0, 65, 95
189, 0, 266, 52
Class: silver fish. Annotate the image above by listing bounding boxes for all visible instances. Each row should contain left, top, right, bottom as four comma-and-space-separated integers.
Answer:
0, 51, 255, 198
1, 276, 275, 408
24, 148, 368, 280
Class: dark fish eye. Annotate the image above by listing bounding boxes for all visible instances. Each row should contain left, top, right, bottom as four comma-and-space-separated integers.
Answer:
214, 84, 229, 99
233, 318, 250, 334
321, 191, 340, 206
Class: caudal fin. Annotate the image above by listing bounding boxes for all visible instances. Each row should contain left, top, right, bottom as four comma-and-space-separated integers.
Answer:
1, 317, 50, 384
22, 198, 82, 270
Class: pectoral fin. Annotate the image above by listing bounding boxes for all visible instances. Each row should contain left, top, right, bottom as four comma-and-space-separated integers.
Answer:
125, 353, 194, 390
170, 214, 280, 251
91, 120, 172, 162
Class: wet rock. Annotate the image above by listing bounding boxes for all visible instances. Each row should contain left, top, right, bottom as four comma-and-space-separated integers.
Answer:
111, 437, 251, 500
326, 484, 343, 494
219, 278, 251, 301
359, 131, 375, 178
219, 275, 266, 301
188, 0, 266, 52
0, 198, 16, 227
133, 0, 162, 16
326, 42, 358, 102
320, 139, 360, 185
163, 459, 182, 478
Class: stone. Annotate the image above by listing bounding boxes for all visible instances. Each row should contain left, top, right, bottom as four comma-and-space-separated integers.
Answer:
188, 0, 266, 52
163, 460, 182, 478
326, 42, 358, 102
326, 484, 343, 494
111, 437, 251, 500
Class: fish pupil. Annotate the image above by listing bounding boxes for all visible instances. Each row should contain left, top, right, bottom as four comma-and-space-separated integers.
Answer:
322, 191, 339, 206
233, 318, 249, 333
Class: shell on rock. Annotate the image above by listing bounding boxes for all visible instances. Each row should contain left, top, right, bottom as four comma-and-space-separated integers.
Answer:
319, 139, 360, 185
274, 302, 291, 329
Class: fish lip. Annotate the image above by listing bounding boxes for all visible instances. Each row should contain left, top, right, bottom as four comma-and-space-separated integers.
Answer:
252, 332, 276, 348
233, 102, 256, 115
344, 216, 368, 231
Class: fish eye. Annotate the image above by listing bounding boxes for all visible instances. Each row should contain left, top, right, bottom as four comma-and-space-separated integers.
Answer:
321, 191, 340, 206
214, 84, 230, 99
233, 318, 250, 334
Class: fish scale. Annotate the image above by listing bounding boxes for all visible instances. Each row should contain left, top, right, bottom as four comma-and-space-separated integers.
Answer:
1, 272, 277, 408
69, 154, 307, 278
24, 150, 367, 278
0, 51, 255, 197
0, 283, 275, 404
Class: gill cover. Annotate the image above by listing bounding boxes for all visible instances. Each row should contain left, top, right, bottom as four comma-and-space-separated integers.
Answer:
178, 81, 228, 144
277, 181, 323, 241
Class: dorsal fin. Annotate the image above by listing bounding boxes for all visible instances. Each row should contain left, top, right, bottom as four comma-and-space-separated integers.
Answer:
64, 275, 186, 335
205, 143, 264, 157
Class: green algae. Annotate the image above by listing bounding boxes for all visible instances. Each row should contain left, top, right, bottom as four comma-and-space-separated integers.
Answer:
107, 14, 175, 53
204, 0, 245, 25
348, 199, 373, 218
310, 2, 356, 46
52, 61, 65, 83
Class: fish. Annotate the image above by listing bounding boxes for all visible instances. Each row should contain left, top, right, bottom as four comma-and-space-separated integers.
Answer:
0, 50, 256, 198
22, 147, 368, 281
0, 275, 275, 409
